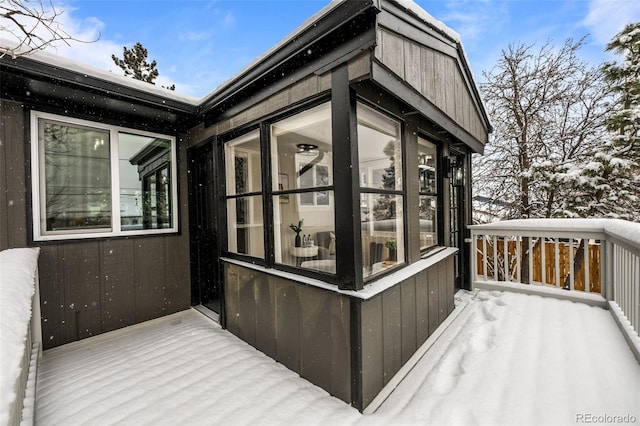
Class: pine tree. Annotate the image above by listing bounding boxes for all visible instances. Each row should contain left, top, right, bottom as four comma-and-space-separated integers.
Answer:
111, 42, 175, 90
558, 23, 640, 220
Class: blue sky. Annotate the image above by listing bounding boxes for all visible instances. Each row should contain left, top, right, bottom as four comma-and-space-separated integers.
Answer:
38, 0, 640, 98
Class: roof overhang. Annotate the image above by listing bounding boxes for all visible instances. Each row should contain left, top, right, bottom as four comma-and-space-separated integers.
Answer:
0, 53, 199, 133
199, 0, 379, 126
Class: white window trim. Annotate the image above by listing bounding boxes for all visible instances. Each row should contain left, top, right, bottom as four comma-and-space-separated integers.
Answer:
30, 110, 179, 241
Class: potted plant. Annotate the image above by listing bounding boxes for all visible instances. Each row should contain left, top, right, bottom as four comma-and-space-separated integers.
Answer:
385, 239, 397, 262
290, 219, 304, 247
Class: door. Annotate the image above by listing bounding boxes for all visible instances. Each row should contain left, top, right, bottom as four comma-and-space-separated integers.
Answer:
449, 152, 467, 290
188, 142, 221, 313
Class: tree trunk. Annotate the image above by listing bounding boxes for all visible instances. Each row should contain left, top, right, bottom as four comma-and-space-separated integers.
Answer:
521, 237, 543, 284
563, 239, 585, 290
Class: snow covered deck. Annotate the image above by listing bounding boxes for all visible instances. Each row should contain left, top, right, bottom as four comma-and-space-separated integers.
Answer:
35, 290, 640, 426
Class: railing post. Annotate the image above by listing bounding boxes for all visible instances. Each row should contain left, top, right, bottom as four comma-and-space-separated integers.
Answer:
603, 240, 612, 300
471, 231, 477, 289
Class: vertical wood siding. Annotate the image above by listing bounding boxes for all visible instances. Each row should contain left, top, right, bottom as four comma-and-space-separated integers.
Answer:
224, 262, 352, 403
0, 100, 191, 349
376, 28, 488, 145
360, 255, 455, 408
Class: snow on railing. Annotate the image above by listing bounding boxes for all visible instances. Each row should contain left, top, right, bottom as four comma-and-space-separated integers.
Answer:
469, 219, 640, 361
0, 248, 41, 426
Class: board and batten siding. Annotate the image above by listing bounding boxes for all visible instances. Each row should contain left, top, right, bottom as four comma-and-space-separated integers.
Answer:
186, 53, 371, 147
224, 253, 455, 410
0, 100, 192, 349
360, 254, 455, 408
375, 27, 488, 145
224, 262, 352, 403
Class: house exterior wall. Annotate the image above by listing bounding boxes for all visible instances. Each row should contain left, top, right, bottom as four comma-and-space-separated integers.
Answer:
0, 99, 192, 350
375, 18, 489, 147
224, 262, 352, 403
360, 254, 455, 408
223, 253, 455, 409
185, 52, 371, 148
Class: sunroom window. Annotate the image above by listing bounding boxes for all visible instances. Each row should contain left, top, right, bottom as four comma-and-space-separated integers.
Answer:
271, 103, 335, 273
224, 130, 264, 258
357, 103, 404, 278
31, 111, 177, 240
418, 137, 438, 251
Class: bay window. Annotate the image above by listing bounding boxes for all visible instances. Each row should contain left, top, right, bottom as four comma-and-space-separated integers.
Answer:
31, 111, 177, 240
418, 137, 438, 251
357, 103, 404, 278
224, 130, 264, 258
270, 102, 335, 273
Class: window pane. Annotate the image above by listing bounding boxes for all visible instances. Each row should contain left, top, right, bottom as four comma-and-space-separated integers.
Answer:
360, 193, 404, 278
227, 195, 264, 258
119, 133, 173, 230
419, 195, 437, 250
273, 192, 335, 274
40, 120, 111, 231
418, 138, 437, 194
271, 103, 332, 191
357, 103, 402, 190
225, 130, 261, 196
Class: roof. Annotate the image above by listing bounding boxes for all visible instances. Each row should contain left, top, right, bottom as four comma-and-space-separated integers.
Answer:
1, 0, 490, 144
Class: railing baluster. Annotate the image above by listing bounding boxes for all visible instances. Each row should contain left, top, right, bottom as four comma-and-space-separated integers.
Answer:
482, 235, 487, 281
493, 235, 498, 282
584, 239, 590, 293
528, 237, 533, 285
503, 236, 509, 282
569, 238, 575, 291
555, 238, 560, 288
631, 256, 640, 334
541, 237, 546, 286
516, 236, 521, 283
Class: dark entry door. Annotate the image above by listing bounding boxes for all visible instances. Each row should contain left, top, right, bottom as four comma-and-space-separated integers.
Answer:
188, 142, 220, 313
449, 152, 467, 290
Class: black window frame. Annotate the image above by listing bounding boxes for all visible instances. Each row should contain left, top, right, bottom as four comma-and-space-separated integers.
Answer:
417, 135, 442, 254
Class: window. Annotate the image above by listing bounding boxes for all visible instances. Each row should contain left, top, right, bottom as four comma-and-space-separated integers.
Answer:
357, 103, 404, 278
418, 137, 438, 251
31, 111, 178, 240
271, 103, 335, 273
224, 130, 264, 258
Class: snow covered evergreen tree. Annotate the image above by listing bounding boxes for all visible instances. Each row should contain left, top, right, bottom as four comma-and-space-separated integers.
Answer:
475, 38, 611, 220
557, 23, 640, 220
112, 42, 175, 90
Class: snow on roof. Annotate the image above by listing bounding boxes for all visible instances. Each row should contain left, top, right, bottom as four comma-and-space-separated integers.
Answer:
391, 0, 461, 42
2, 0, 474, 114
0, 38, 200, 106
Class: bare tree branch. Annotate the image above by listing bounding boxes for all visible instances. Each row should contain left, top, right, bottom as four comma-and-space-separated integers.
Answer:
0, 0, 97, 59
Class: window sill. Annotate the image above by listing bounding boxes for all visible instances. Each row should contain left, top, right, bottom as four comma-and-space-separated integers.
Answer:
222, 246, 458, 301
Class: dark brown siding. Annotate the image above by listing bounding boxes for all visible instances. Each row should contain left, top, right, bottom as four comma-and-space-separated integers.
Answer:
360, 254, 455, 408
224, 262, 352, 403
0, 100, 28, 250
0, 100, 191, 349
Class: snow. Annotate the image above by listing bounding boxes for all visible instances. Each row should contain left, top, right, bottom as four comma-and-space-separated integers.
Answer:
0, 247, 40, 425
35, 291, 640, 426
0, 39, 200, 105
471, 218, 640, 246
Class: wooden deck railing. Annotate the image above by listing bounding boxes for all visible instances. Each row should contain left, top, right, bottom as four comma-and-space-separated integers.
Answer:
469, 219, 640, 361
